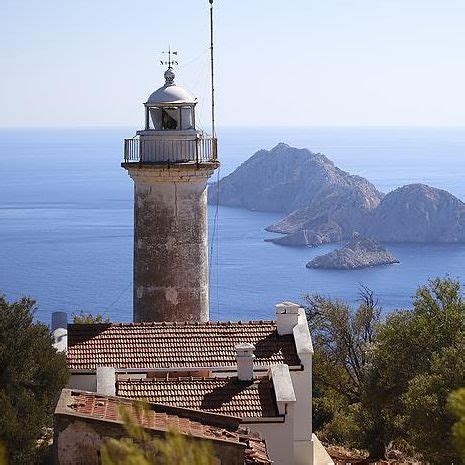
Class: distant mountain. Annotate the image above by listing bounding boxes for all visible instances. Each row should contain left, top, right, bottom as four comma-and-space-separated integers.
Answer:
209, 143, 383, 246
306, 235, 399, 270
366, 184, 465, 243
208, 144, 465, 247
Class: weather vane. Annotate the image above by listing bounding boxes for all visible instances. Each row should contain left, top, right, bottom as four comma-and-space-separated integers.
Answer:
160, 47, 179, 69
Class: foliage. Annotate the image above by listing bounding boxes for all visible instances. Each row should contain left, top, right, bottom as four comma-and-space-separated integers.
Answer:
0, 294, 69, 465
372, 277, 465, 464
101, 403, 216, 465
0, 443, 6, 465
72, 310, 110, 324
306, 286, 381, 404
449, 388, 465, 462
402, 345, 465, 464
304, 286, 384, 457
306, 277, 465, 462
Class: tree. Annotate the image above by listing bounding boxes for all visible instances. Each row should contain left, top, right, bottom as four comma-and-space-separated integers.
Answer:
304, 287, 385, 457
305, 286, 381, 403
0, 295, 69, 464
402, 344, 465, 464
0, 443, 6, 465
72, 310, 110, 324
449, 388, 465, 462
306, 277, 465, 461
101, 403, 216, 465
371, 277, 465, 463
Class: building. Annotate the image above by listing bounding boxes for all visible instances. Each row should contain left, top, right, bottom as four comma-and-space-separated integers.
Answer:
54, 389, 271, 465
55, 302, 334, 465
121, 65, 219, 323
109, 363, 296, 464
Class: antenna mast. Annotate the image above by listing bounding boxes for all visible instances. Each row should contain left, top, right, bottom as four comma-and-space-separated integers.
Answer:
209, 0, 216, 137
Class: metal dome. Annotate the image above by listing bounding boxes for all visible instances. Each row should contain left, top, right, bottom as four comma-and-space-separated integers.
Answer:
146, 68, 197, 105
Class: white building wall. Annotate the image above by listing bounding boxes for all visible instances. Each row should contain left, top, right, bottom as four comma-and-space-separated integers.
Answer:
292, 308, 315, 465
247, 406, 294, 465
292, 369, 314, 465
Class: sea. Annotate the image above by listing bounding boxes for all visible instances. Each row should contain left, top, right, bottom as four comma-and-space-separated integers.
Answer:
1, 126, 465, 324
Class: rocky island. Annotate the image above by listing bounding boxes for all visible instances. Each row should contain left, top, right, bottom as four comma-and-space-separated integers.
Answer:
209, 143, 383, 246
209, 143, 465, 248
366, 183, 465, 243
306, 235, 399, 270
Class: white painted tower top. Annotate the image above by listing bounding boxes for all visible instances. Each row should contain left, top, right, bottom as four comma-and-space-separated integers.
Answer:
147, 68, 197, 105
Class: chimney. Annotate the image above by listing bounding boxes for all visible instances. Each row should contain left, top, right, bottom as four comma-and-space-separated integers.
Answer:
96, 367, 116, 396
235, 343, 255, 381
51, 311, 67, 332
275, 301, 300, 335
51, 311, 68, 352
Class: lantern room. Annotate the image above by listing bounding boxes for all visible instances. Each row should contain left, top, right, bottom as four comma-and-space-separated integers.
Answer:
122, 65, 217, 165
144, 68, 197, 131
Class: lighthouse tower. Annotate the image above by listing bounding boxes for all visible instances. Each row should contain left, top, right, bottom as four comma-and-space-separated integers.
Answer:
122, 64, 219, 323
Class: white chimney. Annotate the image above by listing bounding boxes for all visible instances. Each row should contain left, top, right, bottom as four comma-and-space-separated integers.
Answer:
96, 367, 116, 396
51, 311, 68, 352
235, 343, 255, 381
275, 301, 300, 335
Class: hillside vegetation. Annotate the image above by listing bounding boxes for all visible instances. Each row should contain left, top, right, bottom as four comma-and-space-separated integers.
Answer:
306, 278, 465, 464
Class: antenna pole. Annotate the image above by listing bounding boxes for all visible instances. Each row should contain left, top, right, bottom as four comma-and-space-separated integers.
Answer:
209, 0, 216, 137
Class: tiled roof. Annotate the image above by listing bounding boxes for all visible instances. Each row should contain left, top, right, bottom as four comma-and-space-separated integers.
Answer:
56, 389, 271, 464
67, 321, 300, 370
117, 376, 280, 418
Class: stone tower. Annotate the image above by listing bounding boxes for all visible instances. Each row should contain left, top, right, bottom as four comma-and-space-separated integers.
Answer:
122, 66, 219, 323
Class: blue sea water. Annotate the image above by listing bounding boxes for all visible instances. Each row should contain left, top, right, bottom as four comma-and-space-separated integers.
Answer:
0, 126, 464, 323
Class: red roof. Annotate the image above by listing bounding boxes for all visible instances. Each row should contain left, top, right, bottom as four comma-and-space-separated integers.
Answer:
56, 389, 271, 464
67, 320, 300, 370
116, 376, 280, 418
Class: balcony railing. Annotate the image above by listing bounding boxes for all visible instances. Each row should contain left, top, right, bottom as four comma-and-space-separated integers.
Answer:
123, 136, 217, 164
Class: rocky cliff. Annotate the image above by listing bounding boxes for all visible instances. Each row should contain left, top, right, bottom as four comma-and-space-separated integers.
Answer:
306, 235, 399, 270
366, 184, 465, 243
209, 144, 465, 246
209, 143, 383, 245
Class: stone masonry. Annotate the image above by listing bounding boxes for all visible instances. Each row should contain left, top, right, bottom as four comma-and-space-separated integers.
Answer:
127, 163, 216, 322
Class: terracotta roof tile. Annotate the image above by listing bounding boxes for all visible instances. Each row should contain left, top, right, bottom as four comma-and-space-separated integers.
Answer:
57, 389, 271, 464
116, 376, 280, 418
67, 321, 300, 370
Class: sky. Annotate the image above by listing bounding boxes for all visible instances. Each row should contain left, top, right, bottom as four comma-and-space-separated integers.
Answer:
1, 0, 464, 127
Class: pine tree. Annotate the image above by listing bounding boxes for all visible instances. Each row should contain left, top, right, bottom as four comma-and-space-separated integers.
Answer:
0, 295, 69, 464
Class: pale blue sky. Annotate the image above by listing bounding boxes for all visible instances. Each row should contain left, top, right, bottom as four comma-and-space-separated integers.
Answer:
1, 0, 464, 127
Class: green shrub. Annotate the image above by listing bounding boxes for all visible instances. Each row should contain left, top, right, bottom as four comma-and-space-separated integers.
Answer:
0, 295, 69, 464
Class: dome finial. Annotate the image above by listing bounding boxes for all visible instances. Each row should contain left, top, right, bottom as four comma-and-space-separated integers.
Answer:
164, 67, 175, 86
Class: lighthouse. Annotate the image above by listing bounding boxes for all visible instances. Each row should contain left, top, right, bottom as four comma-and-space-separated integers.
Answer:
122, 62, 219, 323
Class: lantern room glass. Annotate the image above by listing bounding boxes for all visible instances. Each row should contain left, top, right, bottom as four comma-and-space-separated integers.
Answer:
148, 106, 194, 131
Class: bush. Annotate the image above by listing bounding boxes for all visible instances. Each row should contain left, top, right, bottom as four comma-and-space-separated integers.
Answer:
449, 388, 465, 462
307, 277, 465, 462
0, 295, 69, 464
372, 277, 465, 463
304, 286, 385, 457
101, 403, 216, 465
72, 310, 110, 323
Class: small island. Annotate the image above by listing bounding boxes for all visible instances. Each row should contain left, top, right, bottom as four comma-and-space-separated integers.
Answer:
306, 235, 399, 270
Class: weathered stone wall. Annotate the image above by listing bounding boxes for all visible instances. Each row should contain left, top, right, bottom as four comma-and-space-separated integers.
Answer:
54, 415, 244, 465
127, 165, 216, 323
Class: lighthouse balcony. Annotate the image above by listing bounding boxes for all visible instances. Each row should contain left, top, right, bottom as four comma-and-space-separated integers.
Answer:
123, 134, 217, 165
